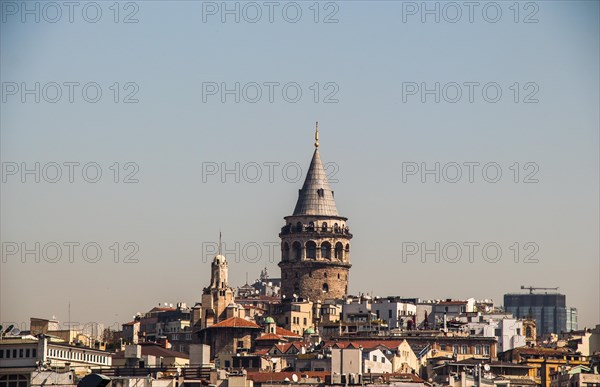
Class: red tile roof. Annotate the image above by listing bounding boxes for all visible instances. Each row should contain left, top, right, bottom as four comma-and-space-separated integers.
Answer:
275, 326, 302, 338
206, 317, 262, 329
250, 348, 271, 356
272, 342, 305, 354
256, 333, 287, 342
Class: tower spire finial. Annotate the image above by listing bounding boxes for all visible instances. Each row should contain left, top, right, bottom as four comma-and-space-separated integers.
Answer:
315, 121, 319, 148
218, 230, 222, 255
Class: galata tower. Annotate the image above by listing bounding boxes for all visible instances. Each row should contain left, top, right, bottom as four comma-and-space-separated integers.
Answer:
278, 123, 352, 302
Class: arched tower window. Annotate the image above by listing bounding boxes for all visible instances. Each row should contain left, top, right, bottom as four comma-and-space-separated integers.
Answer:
306, 241, 317, 259
294, 283, 300, 293
335, 242, 344, 260
292, 241, 302, 260
282, 242, 290, 261
321, 242, 331, 259
322, 283, 329, 293
307, 222, 315, 232
334, 223, 339, 232
345, 243, 350, 260
321, 222, 328, 232
295, 222, 303, 232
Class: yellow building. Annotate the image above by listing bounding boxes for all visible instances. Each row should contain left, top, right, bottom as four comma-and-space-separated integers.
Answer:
501, 346, 589, 387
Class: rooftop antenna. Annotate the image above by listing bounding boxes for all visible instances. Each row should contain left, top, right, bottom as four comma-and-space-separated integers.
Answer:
314, 121, 319, 148
246, 272, 249, 285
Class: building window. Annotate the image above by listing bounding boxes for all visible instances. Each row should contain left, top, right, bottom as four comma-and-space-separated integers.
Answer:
483, 345, 490, 355
0, 374, 28, 387
381, 357, 385, 363
282, 242, 290, 260
475, 345, 482, 355
303, 318, 307, 325
321, 242, 331, 259
306, 241, 317, 259
335, 242, 344, 260
389, 310, 393, 318
461, 345, 468, 354
373, 355, 377, 361
25, 349, 30, 358
292, 241, 302, 260
0, 350, 3, 358
453, 345, 458, 354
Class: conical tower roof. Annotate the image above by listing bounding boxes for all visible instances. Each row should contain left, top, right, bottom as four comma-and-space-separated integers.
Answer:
292, 124, 339, 217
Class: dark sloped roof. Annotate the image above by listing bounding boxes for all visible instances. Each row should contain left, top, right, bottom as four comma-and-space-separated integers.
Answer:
292, 149, 339, 216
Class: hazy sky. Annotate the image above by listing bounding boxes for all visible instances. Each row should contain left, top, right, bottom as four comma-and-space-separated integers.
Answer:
1, 1, 598, 332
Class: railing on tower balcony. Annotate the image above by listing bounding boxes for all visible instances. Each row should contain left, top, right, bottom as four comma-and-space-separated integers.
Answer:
280, 224, 351, 236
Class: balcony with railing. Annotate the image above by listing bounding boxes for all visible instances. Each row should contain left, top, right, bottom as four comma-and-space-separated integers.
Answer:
280, 224, 352, 237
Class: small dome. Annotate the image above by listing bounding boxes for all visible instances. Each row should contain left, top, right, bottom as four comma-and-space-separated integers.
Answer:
264, 317, 275, 323
213, 255, 227, 264
304, 327, 315, 334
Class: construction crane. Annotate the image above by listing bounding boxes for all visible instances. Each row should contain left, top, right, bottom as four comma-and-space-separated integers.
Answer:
521, 285, 559, 294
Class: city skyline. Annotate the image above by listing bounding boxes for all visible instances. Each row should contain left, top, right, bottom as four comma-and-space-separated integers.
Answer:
1, 1, 598, 332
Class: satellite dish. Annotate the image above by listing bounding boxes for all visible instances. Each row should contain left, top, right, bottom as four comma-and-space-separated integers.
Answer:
483, 364, 491, 372
11, 328, 21, 336
292, 374, 299, 383
3, 325, 14, 334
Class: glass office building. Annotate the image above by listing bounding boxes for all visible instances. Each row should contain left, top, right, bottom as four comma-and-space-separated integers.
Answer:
504, 293, 577, 336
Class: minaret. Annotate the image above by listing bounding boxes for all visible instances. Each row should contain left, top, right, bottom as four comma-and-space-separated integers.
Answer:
278, 123, 352, 301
